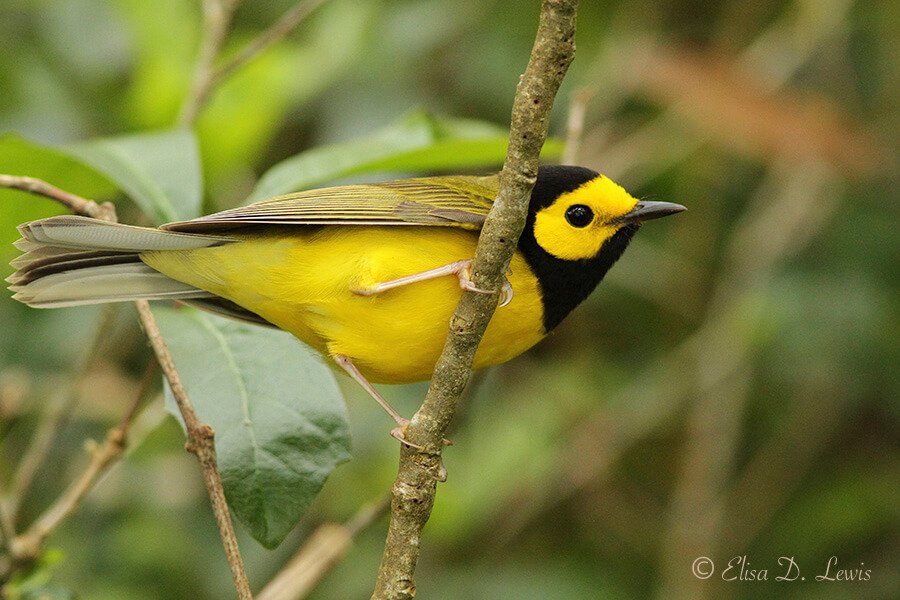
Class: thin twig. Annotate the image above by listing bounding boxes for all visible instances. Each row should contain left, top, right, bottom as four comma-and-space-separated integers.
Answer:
0, 175, 116, 221
370, 2, 578, 599
258, 498, 389, 600
212, 0, 328, 85
178, 0, 327, 127
562, 86, 596, 164
1, 176, 254, 599
3, 185, 116, 524
135, 300, 253, 600
8, 359, 154, 564
5, 387, 70, 522
12, 432, 126, 561
0, 483, 16, 555
178, 0, 242, 126
5, 304, 119, 520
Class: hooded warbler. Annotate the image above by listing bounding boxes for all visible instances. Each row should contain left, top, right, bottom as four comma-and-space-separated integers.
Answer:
9, 165, 684, 440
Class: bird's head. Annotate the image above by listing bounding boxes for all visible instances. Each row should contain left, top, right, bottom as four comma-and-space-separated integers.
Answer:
520, 165, 686, 331
528, 165, 685, 261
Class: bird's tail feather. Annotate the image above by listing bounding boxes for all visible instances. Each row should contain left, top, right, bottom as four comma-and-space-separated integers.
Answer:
8, 215, 232, 308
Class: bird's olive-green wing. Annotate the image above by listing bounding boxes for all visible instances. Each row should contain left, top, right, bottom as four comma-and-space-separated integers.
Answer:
161, 175, 500, 233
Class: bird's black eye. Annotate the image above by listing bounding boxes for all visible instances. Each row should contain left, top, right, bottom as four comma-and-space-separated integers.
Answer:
565, 204, 594, 228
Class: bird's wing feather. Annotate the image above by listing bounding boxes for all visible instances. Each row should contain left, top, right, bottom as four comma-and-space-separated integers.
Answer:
162, 176, 499, 233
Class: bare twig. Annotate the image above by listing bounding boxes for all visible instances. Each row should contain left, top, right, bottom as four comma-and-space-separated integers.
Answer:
370, 2, 578, 599
178, 0, 242, 126
8, 359, 154, 564
212, 0, 328, 85
0, 484, 16, 554
5, 304, 119, 520
135, 300, 253, 600
0, 175, 116, 221
6, 387, 71, 522
562, 87, 596, 164
12, 431, 126, 561
258, 498, 389, 600
178, 0, 327, 127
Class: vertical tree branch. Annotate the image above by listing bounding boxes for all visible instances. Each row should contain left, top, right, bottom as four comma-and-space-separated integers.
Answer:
370, 2, 578, 598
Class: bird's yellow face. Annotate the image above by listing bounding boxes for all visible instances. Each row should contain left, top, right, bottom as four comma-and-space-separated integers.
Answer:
532, 175, 639, 261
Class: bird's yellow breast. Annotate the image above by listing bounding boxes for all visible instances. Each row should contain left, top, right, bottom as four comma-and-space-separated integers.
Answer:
141, 226, 546, 384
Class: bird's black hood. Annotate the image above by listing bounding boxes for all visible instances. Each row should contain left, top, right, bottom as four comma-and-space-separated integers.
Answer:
517, 165, 639, 332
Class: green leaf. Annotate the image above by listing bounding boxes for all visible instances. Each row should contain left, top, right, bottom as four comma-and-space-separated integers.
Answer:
151, 305, 351, 548
67, 129, 203, 223
0, 135, 119, 280
246, 109, 564, 203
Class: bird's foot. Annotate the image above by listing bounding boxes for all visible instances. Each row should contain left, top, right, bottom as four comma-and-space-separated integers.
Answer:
455, 260, 514, 307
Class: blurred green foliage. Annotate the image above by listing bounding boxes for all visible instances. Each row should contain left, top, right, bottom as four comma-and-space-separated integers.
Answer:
0, 0, 897, 599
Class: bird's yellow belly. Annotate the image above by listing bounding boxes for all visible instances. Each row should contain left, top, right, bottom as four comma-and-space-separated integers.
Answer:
142, 226, 546, 384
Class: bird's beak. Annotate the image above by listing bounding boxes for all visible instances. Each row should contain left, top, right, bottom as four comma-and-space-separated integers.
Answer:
618, 200, 687, 224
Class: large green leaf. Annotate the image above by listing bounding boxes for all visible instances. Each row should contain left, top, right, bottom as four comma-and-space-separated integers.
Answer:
68, 128, 203, 223
246, 109, 564, 203
151, 306, 351, 548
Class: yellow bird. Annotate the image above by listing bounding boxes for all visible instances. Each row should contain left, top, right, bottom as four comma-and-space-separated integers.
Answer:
8, 166, 684, 443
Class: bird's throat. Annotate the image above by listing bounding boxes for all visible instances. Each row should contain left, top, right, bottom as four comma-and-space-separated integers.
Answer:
518, 225, 638, 332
